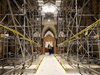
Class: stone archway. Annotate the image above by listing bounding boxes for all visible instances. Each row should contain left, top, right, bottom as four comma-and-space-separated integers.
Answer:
41, 20, 58, 54
42, 26, 57, 39
42, 29, 57, 54
43, 37, 56, 54
44, 31, 54, 37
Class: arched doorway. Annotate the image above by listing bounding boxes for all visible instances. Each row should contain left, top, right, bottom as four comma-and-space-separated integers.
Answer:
42, 30, 56, 54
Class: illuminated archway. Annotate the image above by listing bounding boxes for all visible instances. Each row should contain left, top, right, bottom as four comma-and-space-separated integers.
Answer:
42, 26, 57, 38
58, 31, 65, 37
33, 31, 40, 37
44, 31, 54, 37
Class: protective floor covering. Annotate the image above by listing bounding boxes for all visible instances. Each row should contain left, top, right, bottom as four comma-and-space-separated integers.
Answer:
35, 55, 67, 75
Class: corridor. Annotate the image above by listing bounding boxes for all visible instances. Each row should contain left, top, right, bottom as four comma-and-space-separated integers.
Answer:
36, 55, 67, 75
27, 54, 81, 75
0, 0, 100, 75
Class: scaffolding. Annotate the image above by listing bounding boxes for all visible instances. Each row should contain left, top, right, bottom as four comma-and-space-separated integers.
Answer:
57, 0, 100, 75
0, 0, 42, 74
0, 0, 100, 75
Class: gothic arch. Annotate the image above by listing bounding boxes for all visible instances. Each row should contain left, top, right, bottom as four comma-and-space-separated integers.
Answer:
42, 26, 57, 38
44, 31, 54, 37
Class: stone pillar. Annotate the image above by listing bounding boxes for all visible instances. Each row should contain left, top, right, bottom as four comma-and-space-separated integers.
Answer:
54, 39, 56, 54
43, 38, 45, 54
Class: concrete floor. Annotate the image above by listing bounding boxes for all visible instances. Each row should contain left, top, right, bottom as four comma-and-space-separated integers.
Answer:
1, 54, 99, 75
28, 54, 81, 75
2, 54, 97, 75
36, 55, 67, 75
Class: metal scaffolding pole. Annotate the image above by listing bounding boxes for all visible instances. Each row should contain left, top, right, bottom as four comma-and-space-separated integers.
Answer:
75, 0, 79, 68
23, 0, 26, 59
0, 0, 42, 74
58, 0, 100, 74
7, 0, 25, 59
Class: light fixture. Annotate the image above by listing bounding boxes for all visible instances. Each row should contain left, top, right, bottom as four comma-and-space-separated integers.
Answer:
56, 1, 61, 2
38, 1, 43, 2
48, 19, 50, 22
37, 18, 39, 20
55, 0, 61, 6
42, 3, 57, 13
38, 0, 44, 6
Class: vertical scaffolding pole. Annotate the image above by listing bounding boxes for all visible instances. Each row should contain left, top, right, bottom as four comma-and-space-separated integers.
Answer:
23, 0, 26, 58
97, 25, 100, 59
2, 27, 5, 74
66, 0, 68, 54
75, 0, 79, 68
7, 0, 25, 62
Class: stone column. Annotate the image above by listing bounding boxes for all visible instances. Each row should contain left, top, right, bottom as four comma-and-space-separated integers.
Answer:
43, 38, 45, 54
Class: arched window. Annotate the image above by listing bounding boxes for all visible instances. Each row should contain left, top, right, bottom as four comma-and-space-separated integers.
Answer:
44, 31, 54, 37
33, 31, 40, 37
58, 31, 65, 37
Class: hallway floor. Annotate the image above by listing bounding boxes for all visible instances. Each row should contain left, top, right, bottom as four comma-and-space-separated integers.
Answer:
27, 54, 81, 75
36, 55, 67, 75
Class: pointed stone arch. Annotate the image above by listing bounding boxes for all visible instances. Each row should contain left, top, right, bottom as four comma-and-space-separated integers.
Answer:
44, 31, 54, 37
42, 26, 57, 38
58, 31, 65, 37
33, 31, 40, 37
